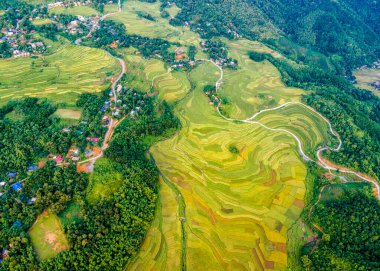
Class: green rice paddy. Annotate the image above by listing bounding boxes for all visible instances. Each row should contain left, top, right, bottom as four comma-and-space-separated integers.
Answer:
0, 40, 119, 106
219, 39, 303, 119
353, 68, 380, 97
50, 6, 99, 17
148, 62, 314, 270
2, 1, 338, 268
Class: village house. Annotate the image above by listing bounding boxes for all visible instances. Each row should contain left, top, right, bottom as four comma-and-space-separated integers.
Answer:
47, 2, 64, 9
27, 165, 37, 171
87, 137, 99, 143
28, 197, 37, 204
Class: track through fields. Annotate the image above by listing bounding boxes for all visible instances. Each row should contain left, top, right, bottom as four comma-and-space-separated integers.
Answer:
202, 59, 380, 200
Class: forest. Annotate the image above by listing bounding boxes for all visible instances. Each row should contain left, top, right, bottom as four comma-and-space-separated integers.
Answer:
167, 0, 380, 72
302, 183, 380, 270
0, 91, 179, 270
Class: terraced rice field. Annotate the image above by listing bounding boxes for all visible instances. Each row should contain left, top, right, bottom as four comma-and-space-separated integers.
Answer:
353, 68, 380, 97
148, 62, 322, 270
254, 103, 337, 157
121, 52, 190, 102
107, 1, 206, 57
120, 52, 165, 92
219, 39, 303, 119
0, 42, 118, 106
154, 70, 191, 103
31, 18, 54, 26
126, 178, 182, 271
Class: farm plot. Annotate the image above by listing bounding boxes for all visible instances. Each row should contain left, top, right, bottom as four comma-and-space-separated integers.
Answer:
121, 52, 190, 102
125, 178, 182, 271
121, 53, 166, 93
254, 103, 337, 158
150, 62, 313, 270
31, 18, 54, 26
50, 6, 99, 16
154, 70, 191, 103
353, 68, 380, 97
0, 42, 118, 106
29, 211, 69, 261
219, 39, 303, 119
107, 0, 205, 53
54, 108, 82, 119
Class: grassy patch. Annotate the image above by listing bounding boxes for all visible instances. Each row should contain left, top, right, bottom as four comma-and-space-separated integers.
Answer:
50, 6, 99, 16
86, 158, 123, 204
29, 211, 69, 261
4, 109, 24, 121
54, 108, 82, 120
31, 18, 54, 26
24, 0, 54, 4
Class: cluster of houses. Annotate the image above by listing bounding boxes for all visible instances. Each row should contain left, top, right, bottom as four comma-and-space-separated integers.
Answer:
371, 81, 380, 91
47, 1, 92, 10
356, 60, 380, 90
65, 15, 99, 36
0, 28, 46, 58
200, 41, 237, 69
0, 166, 38, 200
357, 59, 380, 70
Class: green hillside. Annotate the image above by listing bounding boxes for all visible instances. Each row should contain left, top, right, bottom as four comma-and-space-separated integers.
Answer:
169, 0, 380, 71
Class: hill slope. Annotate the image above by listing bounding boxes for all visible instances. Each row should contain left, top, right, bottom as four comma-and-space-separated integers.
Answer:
169, 0, 380, 71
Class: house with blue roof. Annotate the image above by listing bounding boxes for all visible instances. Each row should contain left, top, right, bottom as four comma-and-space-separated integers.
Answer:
11, 182, 22, 192
12, 221, 22, 228
28, 197, 37, 204
27, 165, 37, 171
7, 172, 17, 178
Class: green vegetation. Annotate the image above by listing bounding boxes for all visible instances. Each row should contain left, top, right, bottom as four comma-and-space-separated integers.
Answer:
169, 0, 380, 71
150, 62, 313, 270
86, 158, 123, 204
249, 51, 380, 182
228, 145, 239, 154
50, 6, 99, 17
0, 98, 71, 177
125, 178, 182, 271
303, 183, 380, 270
0, 162, 88, 269
29, 212, 69, 261
0, 41, 118, 106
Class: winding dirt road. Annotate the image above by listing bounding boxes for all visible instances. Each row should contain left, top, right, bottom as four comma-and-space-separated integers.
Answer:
203, 59, 380, 200
78, 0, 126, 166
